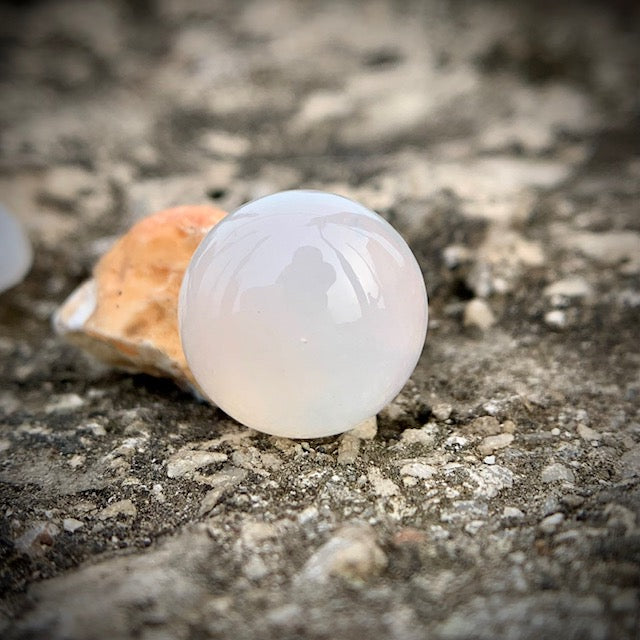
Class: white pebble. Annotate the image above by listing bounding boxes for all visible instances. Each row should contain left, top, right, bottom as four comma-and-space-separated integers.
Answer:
297, 524, 386, 584
464, 520, 485, 535
432, 403, 452, 421
543, 276, 592, 300
399, 462, 436, 479
442, 245, 470, 269
98, 499, 137, 520
577, 423, 602, 441
541, 463, 575, 484
545, 310, 567, 329
63, 518, 84, 533
482, 401, 501, 416
463, 298, 496, 330
478, 433, 514, 456
539, 512, 565, 533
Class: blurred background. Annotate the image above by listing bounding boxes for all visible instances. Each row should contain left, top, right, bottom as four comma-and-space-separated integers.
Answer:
1, 0, 638, 235
1, 0, 638, 329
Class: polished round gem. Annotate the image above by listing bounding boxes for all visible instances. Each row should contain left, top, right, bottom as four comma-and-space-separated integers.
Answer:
0, 205, 32, 294
179, 190, 427, 438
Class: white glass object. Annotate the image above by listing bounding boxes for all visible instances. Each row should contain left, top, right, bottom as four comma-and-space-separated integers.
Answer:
179, 190, 428, 438
0, 205, 32, 294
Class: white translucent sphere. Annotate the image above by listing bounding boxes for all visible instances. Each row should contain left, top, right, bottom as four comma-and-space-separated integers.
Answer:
179, 190, 427, 438
0, 205, 32, 295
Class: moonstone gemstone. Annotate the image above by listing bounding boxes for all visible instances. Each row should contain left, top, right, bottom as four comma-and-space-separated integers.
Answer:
179, 190, 428, 439
0, 205, 32, 294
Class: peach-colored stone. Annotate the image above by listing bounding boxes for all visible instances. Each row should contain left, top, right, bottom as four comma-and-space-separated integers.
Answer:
54, 205, 226, 388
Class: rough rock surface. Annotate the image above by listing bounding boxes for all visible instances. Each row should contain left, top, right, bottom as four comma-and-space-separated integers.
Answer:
53, 204, 226, 388
0, 1, 639, 639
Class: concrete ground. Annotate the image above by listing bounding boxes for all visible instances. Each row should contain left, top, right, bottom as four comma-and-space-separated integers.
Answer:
0, 1, 639, 638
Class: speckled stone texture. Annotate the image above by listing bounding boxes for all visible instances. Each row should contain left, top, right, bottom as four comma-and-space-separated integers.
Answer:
0, 1, 639, 639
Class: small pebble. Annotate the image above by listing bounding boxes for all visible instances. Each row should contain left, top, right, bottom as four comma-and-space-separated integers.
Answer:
392, 528, 427, 546
243, 555, 269, 580
240, 522, 278, 548
482, 401, 500, 416
502, 420, 516, 433
577, 423, 601, 441
464, 520, 485, 535
543, 276, 592, 300
45, 394, 85, 413
539, 512, 565, 534
297, 524, 387, 584
469, 416, 501, 435
443, 245, 471, 269
463, 299, 496, 330
337, 436, 361, 465
265, 604, 304, 628
509, 550, 526, 563
604, 503, 636, 533
444, 435, 468, 451
152, 483, 166, 504
478, 433, 514, 456
367, 467, 400, 497
198, 468, 246, 515
621, 446, 640, 478
166, 449, 228, 479
68, 454, 85, 469
545, 310, 567, 329
40, 165, 95, 205
399, 462, 436, 479
63, 518, 84, 533
98, 499, 137, 520
541, 463, 575, 484
348, 415, 378, 440
560, 494, 584, 508
432, 403, 452, 421
401, 426, 436, 446
338, 416, 378, 464
84, 422, 107, 437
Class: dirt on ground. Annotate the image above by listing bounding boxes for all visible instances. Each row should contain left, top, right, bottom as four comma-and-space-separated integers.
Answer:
0, 1, 639, 639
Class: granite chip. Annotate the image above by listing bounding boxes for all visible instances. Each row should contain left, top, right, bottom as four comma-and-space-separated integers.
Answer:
99, 499, 137, 520
541, 463, 576, 484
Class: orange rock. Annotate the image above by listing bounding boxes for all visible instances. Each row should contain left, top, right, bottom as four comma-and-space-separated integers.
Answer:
54, 205, 226, 388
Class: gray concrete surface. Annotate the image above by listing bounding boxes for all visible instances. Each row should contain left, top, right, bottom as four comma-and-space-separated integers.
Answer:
0, 1, 639, 638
